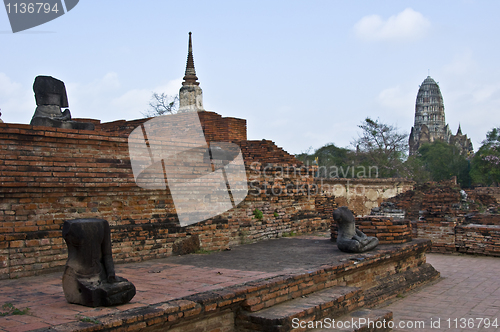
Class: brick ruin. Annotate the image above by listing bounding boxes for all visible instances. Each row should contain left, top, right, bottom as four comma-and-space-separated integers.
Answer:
0, 108, 422, 279
0, 111, 333, 279
384, 180, 500, 256
318, 177, 414, 216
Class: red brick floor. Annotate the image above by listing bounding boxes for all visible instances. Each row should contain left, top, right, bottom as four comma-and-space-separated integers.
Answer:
381, 253, 500, 332
0, 251, 499, 331
0, 262, 279, 332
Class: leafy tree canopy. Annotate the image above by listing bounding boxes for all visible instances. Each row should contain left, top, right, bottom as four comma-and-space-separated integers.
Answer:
471, 127, 500, 186
417, 140, 471, 187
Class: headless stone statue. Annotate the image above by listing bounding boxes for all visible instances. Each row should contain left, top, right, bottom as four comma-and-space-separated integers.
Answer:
62, 219, 135, 307
30, 76, 94, 130
333, 206, 379, 253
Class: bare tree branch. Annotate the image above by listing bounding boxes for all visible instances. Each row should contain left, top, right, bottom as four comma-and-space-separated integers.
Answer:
142, 93, 179, 117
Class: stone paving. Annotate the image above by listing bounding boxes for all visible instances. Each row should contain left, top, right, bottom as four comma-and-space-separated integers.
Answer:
0, 261, 280, 332
380, 253, 500, 332
0, 235, 498, 332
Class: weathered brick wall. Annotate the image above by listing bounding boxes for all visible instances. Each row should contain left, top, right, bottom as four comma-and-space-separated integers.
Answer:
456, 224, 500, 256
94, 111, 247, 144
330, 217, 412, 244
198, 111, 247, 142
0, 114, 332, 279
414, 221, 457, 253
469, 187, 500, 204
318, 178, 414, 216
465, 213, 500, 225
384, 181, 500, 255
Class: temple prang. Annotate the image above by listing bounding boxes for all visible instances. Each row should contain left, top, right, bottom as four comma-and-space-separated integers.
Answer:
409, 76, 473, 155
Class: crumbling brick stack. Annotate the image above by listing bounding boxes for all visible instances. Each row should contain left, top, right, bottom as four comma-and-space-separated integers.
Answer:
464, 213, 500, 225
391, 183, 461, 252
465, 190, 498, 207
239, 140, 299, 165
386, 186, 424, 221
456, 224, 500, 256
469, 187, 500, 204
382, 181, 500, 255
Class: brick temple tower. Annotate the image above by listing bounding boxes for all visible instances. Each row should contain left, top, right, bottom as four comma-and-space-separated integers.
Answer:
178, 32, 205, 113
409, 76, 473, 155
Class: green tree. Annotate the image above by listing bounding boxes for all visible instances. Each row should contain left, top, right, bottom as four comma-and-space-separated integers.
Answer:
352, 117, 409, 178
142, 92, 179, 117
471, 127, 500, 186
417, 141, 471, 187
401, 155, 431, 183
296, 143, 356, 178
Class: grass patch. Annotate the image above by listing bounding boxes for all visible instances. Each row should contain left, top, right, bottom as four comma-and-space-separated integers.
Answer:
0, 303, 30, 316
76, 315, 100, 324
253, 208, 263, 220
194, 248, 214, 255
282, 231, 297, 238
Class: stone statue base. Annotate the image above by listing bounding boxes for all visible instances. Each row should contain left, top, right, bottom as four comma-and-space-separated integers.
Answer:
63, 268, 136, 307
30, 106, 95, 130
333, 206, 379, 253
30, 76, 95, 131
30, 116, 95, 130
62, 219, 136, 307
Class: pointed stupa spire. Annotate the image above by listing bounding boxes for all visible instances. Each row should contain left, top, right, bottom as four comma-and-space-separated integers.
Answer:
178, 32, 204, 113
182, 32, 199, 86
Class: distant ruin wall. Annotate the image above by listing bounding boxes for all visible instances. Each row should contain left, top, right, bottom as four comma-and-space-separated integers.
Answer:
456, 224, 500, 256
387, 181, 500, 255
470, 187, 500, 204
0, 118, 332, 279
318, 178, 415, 216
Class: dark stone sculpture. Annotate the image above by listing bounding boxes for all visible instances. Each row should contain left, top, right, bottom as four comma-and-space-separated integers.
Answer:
62, 219, 136, 307
30, 76, 95, 130
333, 206, 379, 253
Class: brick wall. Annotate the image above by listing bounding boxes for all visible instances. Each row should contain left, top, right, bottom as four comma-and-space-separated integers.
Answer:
414, 221, 457, 253
384, 181, 500, 255
469, 187, 500, 204
330, 216, 412, 244
0, 113, 333, 279
456, 224, 500, 256
96, 111, 247, 144
465, 213, 500, 225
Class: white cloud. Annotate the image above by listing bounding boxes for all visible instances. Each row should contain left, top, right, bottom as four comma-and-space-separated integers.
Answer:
354, 8, 431, 42
0, 73, 34, 124
66, 74, 182, 122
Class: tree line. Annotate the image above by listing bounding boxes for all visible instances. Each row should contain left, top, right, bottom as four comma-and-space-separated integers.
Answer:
142, 92, 498, 188
296, 117, 500, 188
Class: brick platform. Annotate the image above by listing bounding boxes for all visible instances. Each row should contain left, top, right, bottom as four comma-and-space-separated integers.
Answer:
0, 235, 437, 332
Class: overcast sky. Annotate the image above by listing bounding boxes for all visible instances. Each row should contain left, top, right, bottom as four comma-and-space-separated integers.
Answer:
1, 0, 500, 154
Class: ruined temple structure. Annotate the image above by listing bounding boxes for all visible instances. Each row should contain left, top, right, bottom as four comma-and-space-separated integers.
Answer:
0, 32, 419, 281
177, 32, 205, 113
409, 76, 473, 155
